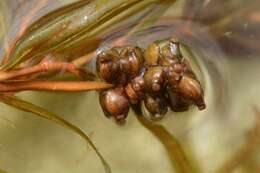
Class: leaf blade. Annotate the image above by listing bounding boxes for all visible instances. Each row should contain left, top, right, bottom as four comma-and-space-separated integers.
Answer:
0, 94, 111, 173
2, 0, 175, 70
136, 114, 195, 173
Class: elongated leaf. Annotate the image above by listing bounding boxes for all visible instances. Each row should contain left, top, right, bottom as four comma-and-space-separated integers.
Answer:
132, 105, 195, 173
1, 0, 135, 69
2, 0, 174, 70
0, 13, 5, 42
137, 115, 195, 173
134, 0, 177, 32
0, 94, 111, 173
61, 0, 175, 50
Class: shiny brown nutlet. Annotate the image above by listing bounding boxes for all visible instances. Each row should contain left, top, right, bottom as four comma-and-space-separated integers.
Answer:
125, 76, 145, 104
144, 43, 160, 66
131, 75, 145, 92
99, 87, 130, 122
166, 86, 191, 112
159, 39, 183, 66
164, 59, 195, 86
144, 66, 165, 93
164, 64, 183, 88
120, 46, 144, 79
96, 49, 124, 84
178, 75, 206, 110
144, 95, 168, 120
125, 84, 139, 104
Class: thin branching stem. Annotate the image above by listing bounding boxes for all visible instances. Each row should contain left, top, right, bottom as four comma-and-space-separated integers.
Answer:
0, 60, 84, 81
0, 81, 113, 92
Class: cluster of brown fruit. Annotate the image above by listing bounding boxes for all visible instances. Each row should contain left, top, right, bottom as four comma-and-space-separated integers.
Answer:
96, 39, 206, 123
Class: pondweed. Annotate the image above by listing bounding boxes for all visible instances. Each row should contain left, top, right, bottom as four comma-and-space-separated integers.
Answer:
0, 1, 183, 173
0, 0, 259, 173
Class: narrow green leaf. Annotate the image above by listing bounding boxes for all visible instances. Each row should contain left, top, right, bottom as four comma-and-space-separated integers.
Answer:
136, 115, 195, 173
133, 0, 177, 32
2, 0, 174, 70
1, 0, 139, 69
0, 94, 111, 173
0, 1, 8, 41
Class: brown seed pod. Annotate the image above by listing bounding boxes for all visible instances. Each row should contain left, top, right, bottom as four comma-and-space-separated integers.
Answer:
166, 86, 191, 112
99, 87, 129, 123
144, 43, 160, 66
144, 39, 183, 66
125, 76, 145, 104
159, 39, 183, 66
164, 58, 198, 86
143, 95, 168, 120
178, 75, 206, 110
96, 49, 125, 84
131, 75, 145, 92
120, 46, 144, 79
144, 66, 165, 94
164, 64, 183, 88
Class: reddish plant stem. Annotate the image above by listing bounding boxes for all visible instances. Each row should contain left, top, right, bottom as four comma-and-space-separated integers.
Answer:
0, 81, 113, 92
0, 61, 85, 81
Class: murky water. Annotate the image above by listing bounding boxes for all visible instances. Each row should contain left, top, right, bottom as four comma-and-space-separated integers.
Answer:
0, 1, 259, 173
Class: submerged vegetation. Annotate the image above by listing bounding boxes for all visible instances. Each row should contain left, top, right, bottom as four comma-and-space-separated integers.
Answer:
0, 1, 180, 172
0, 0, 259, 173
